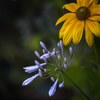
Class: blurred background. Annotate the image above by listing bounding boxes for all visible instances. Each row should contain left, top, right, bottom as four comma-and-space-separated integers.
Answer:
0, 0, 100, 100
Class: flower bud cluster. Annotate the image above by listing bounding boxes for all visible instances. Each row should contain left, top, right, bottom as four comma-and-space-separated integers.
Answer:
22, 40, 73, 96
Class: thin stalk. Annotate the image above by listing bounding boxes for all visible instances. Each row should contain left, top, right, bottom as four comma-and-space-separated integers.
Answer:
62, 71, 91, 100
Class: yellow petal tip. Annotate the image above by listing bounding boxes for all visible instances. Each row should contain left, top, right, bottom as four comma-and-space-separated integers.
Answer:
62, 5, 65, 9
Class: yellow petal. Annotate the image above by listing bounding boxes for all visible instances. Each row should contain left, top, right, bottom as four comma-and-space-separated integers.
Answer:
77, 0, 84, 6
56, 14, 68, 26
56, 13, 75, 26
62, 18, 78, 45
63, 31, 73, 46
86, 20, 100, 37
63, 18, 78, 40
62, 3, 79, 12
89, 0, 97, 9
59, 14, 76, 38
88, 0, 97, 7
85, 24, 94, 47
73, 20, 84, 44
91, 4, 100, 15
59, 20, 73, 39
59, 21, 70, 39
77, 0, 95, 7
59, 31, 64, 39
77, 0, 93, 7
89, 16, 100, 22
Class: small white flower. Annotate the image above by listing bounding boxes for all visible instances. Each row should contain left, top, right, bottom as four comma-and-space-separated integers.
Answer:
48, 78, 58, 97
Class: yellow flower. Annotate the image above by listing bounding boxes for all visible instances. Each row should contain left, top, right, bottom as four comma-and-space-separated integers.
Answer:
56, 0, 100, 47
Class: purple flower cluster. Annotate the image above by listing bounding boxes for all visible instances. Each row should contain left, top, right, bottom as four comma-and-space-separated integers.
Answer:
22, 40, 73, 96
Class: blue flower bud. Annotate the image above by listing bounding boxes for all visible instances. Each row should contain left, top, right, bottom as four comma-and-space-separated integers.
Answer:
34, 51, 40, 58
59, 40, 64, 55
40, 41, 48, 52
50, 77, 55, 82
23, 65, 39, 73
48, 78, 58, 96
69, 47, 73, 56
59, 81, 64, 88
38, 69, 42, 77
63, 63, 68, 69
22, 74, 39, 86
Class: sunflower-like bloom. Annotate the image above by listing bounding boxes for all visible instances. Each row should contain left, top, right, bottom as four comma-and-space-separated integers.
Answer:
56, 0, 100, 47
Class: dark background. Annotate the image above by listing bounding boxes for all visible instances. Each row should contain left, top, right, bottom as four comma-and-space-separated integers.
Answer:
0, 0, 100, 100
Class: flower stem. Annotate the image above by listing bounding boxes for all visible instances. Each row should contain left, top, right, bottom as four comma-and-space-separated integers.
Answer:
62, 71, 91, 100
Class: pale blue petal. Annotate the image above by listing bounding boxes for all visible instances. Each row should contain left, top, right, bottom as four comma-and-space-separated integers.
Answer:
64, 57, 67, 62
59, 40, 64, 55
44, 68, 47, 72
22, 74, 39, 86
34, 51, 40, 58
40, 62, 47, 67
23, 65, 39, 73
63, 63, 68, 69
40, 41, 48, 52
48, 78, 58, 97
57, 55, 61, 60
69, 47, 73, 56
42, 49, 46, 53
40, 53, 50, 59
51, 49, 56, 56
57, 42, 60, 47
59, 81, 64, 88
50, 77, 55, 82
35, 60, 40, 67
38, 69, 42, 77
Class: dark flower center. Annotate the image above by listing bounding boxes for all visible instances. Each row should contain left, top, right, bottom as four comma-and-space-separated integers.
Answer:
76, 6, 91, 20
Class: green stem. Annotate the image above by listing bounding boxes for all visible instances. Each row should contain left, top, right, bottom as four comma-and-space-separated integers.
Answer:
62, 71, 91, 100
